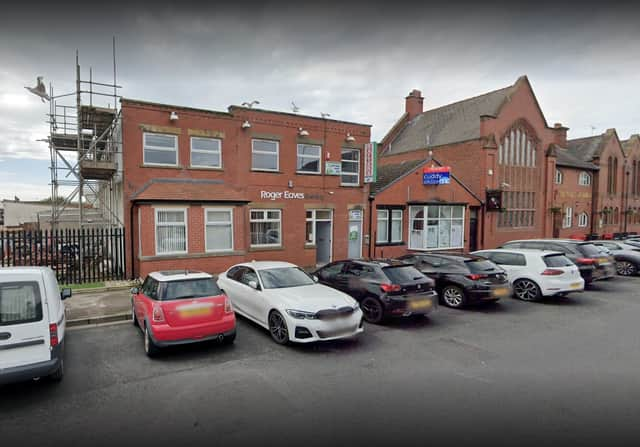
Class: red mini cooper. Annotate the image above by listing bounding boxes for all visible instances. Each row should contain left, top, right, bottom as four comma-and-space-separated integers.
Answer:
131, 270, 236, 357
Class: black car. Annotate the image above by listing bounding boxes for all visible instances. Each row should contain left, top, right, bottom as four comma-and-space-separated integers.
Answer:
498, 239, 615, 283
589, 240, 640, 276
396, 252, 511, 309
312, 259, 438, 324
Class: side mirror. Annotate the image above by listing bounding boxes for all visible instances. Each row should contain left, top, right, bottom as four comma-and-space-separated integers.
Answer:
248, 280, 260, 290
313, 275, 319, 283
60, 288, 72, 301
130, 287, 139, 295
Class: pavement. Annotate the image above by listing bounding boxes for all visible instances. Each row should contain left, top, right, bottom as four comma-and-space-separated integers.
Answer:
65, 288, 131, 326
3, 276, 640, 446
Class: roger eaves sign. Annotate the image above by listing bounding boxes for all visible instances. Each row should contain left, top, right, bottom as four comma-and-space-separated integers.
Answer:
261, 190, 305, 200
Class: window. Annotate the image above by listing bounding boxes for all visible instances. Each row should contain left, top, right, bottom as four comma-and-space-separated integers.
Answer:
376, 210, 389, 243
155, 208, 187, 255
490, 252, 527, 266
607, 156, 613, 194
578, 212, 588, 227
141, 277, 159, 300
376, 208, 403, 244
341, 148, 360, 186
555, 169, 563, 184
205, 208, 233, 252
563, 207, 573, 228
191, 137, 222, 168
498, 191, 536, 228
252, 139, 279, 171
250, 209, 281, 247
305, 209, 332, 245
297, 144, 321, 174
578, 171, 591, 186
317, 262, 346, 280
161, 278, 222, 301
143, 133, 178, 166
498, 126, 536, 167
409, 205, 464, 250
0, 282, 43, 325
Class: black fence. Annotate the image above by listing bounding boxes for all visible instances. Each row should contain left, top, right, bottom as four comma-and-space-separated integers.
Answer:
0, 228, 126, 284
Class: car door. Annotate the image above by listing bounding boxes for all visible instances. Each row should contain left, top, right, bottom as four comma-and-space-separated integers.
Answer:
493, 252, 527, 283
330, 262, 354, 293
315, 262, 347, 289
340, 262, 375, 300
223, 267, 249, 314
238, 268, 268, 325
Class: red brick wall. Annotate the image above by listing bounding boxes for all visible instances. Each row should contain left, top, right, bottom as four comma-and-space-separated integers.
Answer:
591, 132, 626, 234
552, 167, 594, 239
625, 137, 640, 233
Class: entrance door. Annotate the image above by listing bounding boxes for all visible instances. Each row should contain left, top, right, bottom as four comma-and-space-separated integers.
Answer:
347, 209, 363, 259
469, 207, 479, 252
316, 221, 332, 264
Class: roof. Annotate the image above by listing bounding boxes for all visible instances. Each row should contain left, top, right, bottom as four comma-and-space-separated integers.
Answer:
622, 136, 640, 157
121, 98, 233, 117
384, 81, 519, 155
372, 159, 428, 194
566, 134, 606, 162
234, 261, 297, 270
554, 145, 599, 170
472, 248, 564, 256
130, 178, 249, 203
503, 238, 590, 245
408, 252, 481, 261
149, 270, 213, 282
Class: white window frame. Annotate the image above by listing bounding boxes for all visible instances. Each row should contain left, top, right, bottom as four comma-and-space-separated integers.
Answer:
376, 210, 389, 243
154, 207, 188, 255
143, 132, 178, 166
341, 148, 360, 186
391, 209, 403, 243
190, 137, 222, 168
250, 209, 282, 247
296, 144, 322, 174
204, 207, 234, 252
563, 207, 573, 228
251, 139, 280, 172
578, 212, 588, 228
555, 169, 563, 184
305, 209, 333, 246
578, 171, 591, 186
408, 205, 465, 251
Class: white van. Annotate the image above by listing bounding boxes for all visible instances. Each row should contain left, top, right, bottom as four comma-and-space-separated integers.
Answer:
0, 267, 71, 385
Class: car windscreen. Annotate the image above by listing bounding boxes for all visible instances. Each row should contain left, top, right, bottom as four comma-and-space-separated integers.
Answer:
159, 278, 221, 301
0, 281, 43, 326
259, 267, 316, 289
577, 243, 604, 257
382, 266, 425, 284
464, 259, 501, 273
543, 254, 574, 267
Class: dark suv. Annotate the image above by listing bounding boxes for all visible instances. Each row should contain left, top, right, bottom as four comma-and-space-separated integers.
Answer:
396, 252, 510, 309
498, 239, 615, 283
312, 259, 438, 324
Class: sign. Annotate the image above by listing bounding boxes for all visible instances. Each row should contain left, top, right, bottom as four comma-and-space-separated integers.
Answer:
364, 142, 377, 183
423, 166, 451, 185
260, 190, 305, 200
348, 226, 359, 241
325, 161, 341, 175
349, 209, 362, 220
485, 189, 502, 211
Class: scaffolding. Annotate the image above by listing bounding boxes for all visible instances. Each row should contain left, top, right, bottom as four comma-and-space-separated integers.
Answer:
45, 39, 123, 230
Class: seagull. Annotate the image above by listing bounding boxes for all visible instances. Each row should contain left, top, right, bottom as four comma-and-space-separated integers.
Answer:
241, 100, 260, 108
25, 76, 50, 102
291, 101, 300, 113
321, 112, 330, 119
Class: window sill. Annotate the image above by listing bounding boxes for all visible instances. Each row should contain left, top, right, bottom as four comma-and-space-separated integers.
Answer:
296, 171, 322, 176
375, 241, 405, 247
251, 169, 282, 174
141, 250, 246, 261
189, 166, 224, 171
248, 245, 284, 252
304, 244, 316, 249
339, 184, 361, 188
140, 164, 183, 170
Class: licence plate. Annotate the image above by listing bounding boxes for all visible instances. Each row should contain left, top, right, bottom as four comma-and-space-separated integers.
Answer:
570, 282, 582, 289
492, 287, 510, 297
409, 299, 432, 310
179, 307, 212, 318
598, 258, 609, 264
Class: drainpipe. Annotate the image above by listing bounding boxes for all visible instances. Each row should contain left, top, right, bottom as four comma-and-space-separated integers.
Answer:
367, 193, 375, 258
129, 202, 136, 280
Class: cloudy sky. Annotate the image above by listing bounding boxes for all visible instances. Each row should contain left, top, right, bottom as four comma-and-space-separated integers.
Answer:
1, 0, 638, 200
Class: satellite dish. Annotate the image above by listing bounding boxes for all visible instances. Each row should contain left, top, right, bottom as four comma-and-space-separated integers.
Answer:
25, 76, 50, 102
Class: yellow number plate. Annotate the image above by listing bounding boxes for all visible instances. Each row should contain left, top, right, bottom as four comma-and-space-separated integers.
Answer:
179, 307, 212, 318
492, 287, 510, 297
570, 282, 582, 289
409, 300, 432, 310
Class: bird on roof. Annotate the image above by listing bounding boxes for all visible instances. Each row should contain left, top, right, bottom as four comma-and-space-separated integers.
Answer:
241, 100, 259, 108
291, 101, 300, 113
25, 76, 50, 102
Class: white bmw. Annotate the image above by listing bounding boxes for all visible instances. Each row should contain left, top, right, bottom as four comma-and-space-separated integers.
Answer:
217, 261, 364, 344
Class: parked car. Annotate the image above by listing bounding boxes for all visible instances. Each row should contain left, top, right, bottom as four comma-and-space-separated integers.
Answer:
622, 237, 640, 248
0, 267, 72, 385
131, 270, 236, 357
589, 240, 640, 276
395, 253, 510, 308
218, 261, 363, 345
498, 239, 615, 283
312, 259, 438, 324
471, 249, 584, 301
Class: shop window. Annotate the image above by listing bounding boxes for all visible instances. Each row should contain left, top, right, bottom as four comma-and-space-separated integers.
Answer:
578, 212, 588, 228
252, 139, 279, 171
555, 169, 563, 184
562, 207, 573, 228
297, 144, 321, 174
155, 208, 187, 255
205, 208, 233, 252
341, 148, 360, 186
250, 209, 281, 247
578, 171, 591, 186
409, 205, 464, 250
144, 133, 178, 166
191, 137, 222, 168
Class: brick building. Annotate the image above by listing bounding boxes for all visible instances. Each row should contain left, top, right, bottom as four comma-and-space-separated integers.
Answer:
120, 99, 371, 278
622, 135, 640, 233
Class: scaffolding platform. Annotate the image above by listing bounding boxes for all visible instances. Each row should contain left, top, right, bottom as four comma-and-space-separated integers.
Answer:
80, 158, 117, 180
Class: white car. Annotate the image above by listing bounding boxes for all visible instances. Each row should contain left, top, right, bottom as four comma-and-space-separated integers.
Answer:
471, 249, 584, 301
0, 267, 72, 385
217, 261, 364, 344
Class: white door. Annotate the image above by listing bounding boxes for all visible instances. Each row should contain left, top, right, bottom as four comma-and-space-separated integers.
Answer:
348, 209, 363, 259
0, 279, 51, 369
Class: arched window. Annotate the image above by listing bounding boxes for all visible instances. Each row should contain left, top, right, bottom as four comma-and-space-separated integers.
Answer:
498, 125, 536, 167
614, 207, 619, 225
613, 158, 619, 193
578, 171, 591, 186
607, 156, 613, 194
555, 169, 563, 184
578, 212, 588, 227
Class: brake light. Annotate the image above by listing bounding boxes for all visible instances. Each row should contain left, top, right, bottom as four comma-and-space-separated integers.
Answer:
49, 323, 59, 347
466, 274, 488, 281
380, 283, 402, 293
541, 269, 564, 276
152, 304, 165, 323
224, 297, 233, 313
576, 258, 596, 265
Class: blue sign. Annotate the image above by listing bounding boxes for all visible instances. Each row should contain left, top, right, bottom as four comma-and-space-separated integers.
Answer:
423, 166, 451, 185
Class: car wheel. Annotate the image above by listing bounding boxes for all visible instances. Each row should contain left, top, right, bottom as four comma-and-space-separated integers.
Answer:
131, 302, 139, 328
222, 331, 236, 345
268, 311, 290, 345
616, 261, 638, 276
49, 359, 64, 382
441, 285, 465, 308
361, 296, 386, 324
513, 279, 542, 301
144, 325, 160, 357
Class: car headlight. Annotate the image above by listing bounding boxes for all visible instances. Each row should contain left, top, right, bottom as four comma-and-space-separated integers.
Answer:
285, 309, 317, 319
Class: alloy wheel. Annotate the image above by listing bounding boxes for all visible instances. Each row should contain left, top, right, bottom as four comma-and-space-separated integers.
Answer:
616, 261, 637, 276
269, 311, 289, 344
514, 279, 540, 301
361, 297, 384, 324
442, 286, 464, 308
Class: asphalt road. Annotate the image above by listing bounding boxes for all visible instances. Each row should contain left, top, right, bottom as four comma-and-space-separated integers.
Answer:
2, 277, 640, 447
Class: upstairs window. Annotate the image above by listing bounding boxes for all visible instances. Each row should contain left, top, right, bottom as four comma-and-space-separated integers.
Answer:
296, 144, 321, 174
144, 133, 178, 166
555, 169, 563, 184
341, 148, 360, 186
563, 207, 573, 228
578, 171, 591, 186
578, 212, 588, 227
252, 139, 279, 171
498, 127, 536, 167
191, 137, 222, 168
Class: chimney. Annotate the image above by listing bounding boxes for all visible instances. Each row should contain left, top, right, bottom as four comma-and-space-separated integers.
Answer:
553, 122, 568, 147
405, 89, 424, 119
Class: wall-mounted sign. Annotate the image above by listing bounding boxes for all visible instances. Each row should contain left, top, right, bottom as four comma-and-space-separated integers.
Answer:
325, 161, 342, 175
349, 209, 362, 220
423, 166, 451, 185
364, 142, 377, 183
260, 190, 305, 200
485, 189, 502, 211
